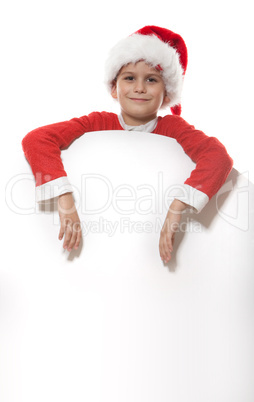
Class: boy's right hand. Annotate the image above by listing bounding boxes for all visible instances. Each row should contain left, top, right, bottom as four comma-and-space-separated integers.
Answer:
57, 193, 82, 252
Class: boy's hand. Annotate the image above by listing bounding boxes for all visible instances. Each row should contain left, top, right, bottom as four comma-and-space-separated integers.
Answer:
159, 199, 187, 263
58, 193, 82, 252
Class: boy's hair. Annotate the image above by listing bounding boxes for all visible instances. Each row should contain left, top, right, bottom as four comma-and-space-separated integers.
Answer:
105, 25, 188, 116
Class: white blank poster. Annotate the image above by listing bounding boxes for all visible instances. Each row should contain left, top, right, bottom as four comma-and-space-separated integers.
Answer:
4, 131, 254, 402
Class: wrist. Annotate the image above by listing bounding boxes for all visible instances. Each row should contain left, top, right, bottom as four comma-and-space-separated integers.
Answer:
58, 192, 76, 214
169, 199, 187, 212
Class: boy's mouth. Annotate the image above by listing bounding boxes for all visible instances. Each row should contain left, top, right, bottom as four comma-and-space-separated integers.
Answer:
129, 98, 149, 102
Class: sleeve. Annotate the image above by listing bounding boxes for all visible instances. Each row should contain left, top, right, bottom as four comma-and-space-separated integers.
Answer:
22, 112, 98, 202
159, 116, 233, 213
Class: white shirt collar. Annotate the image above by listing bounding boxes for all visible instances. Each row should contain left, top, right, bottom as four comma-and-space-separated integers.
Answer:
118, 114, 158, 133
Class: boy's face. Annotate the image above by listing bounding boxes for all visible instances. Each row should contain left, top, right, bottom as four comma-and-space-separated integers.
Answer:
111, 61, 170, 126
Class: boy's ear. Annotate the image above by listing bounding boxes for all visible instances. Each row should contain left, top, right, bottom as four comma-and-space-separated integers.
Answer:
111, 84, 118, 99
162, 94, 170, 108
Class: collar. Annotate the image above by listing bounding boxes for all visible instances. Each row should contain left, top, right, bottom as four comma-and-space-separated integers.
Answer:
118, 114, 158, 133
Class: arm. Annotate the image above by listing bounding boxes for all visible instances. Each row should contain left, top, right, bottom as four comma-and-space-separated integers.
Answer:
22, 112, 122, 201
22, 116, 92, 193
21, 112, 121, 250
22, 117, 90, 251
156, 115, 233, 262
155, 115, 233, 213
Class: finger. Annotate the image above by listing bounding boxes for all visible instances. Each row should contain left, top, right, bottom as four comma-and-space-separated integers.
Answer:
74, 225, 82, 250
160, 234, 173, 263
166, 239, 174, 260
67, 221, 82, 251
159, 234, 164, 260
67, 232, 77, 251
63, 224, 73, 250
165, 233, 173, 251
159, 235, 168, 262
59, 216, 69, 241
59, 224, 65, 241
69, 221, 82, 251
163, 246, 172, 263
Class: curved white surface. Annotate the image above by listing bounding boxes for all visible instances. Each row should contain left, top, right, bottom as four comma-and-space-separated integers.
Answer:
4, 130, 254, 401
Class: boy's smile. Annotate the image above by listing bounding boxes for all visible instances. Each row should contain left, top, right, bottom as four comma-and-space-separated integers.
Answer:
111, 61, 170, 126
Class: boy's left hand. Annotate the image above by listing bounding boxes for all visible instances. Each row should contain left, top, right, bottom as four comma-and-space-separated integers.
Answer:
159, 199, 187, 263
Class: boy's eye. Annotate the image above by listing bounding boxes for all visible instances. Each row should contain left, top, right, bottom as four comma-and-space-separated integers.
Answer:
124, 76, 134, 81
147, 77, 157, 83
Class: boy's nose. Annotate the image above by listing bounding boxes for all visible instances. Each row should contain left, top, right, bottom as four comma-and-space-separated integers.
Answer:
134, 80, 146, 93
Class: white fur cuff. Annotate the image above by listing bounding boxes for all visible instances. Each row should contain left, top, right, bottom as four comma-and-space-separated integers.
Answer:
36, 176, 73, 202
174, 184, 209, 213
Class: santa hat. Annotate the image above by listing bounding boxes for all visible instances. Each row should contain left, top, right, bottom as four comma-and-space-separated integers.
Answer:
104, 25, 188, 116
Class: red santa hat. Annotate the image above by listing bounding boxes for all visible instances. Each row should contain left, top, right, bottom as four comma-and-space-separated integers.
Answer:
104, 25, 188, 116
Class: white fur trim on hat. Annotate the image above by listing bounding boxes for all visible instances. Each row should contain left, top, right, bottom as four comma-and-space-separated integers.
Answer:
104, 33, 184, 108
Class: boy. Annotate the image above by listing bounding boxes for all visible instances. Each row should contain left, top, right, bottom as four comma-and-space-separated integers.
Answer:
22, 26, 233, 263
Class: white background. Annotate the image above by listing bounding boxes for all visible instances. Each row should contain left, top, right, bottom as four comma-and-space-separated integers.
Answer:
1, 0, 254, 401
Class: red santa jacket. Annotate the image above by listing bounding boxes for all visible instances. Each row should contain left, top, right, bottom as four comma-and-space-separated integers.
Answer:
22, 111, 233, 212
